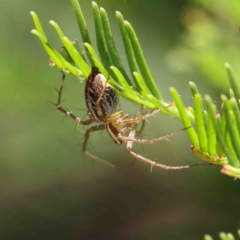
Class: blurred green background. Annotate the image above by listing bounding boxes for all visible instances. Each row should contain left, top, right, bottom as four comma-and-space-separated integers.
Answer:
1, 0, 240, 239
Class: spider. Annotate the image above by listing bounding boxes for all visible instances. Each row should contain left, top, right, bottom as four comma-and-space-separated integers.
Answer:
56, 66, 195, 170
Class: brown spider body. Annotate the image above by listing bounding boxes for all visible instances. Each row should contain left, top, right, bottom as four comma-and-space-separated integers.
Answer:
85, 66, 136, 145
85, 66, 119, 122
56, 66, 204, 170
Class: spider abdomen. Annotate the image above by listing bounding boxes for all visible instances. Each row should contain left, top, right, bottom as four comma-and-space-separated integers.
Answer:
85, 67, 118, 122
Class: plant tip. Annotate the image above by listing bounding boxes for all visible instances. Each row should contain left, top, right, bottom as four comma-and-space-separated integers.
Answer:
203, 234, 213, 240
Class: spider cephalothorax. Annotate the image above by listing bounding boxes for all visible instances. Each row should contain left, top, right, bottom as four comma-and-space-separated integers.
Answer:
56, 66, 194, 170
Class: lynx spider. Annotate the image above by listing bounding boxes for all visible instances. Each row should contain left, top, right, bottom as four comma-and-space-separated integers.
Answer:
56, 66, 196, 170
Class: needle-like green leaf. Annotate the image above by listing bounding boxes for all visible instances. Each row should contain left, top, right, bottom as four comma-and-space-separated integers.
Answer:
204, 235, 214, 240
30, 11, 47, 42
92, 2, 111, 68
133, 72, 151, 95
60, 46, 75, 65
170, 88, 199, 146
62, 36, 89, 77
219, 232, 229, 240
206, 104, 217, 157
31, 30, 80, 76
110, 66, 134, 94
49, 21, 87, 73
115, 11, 140, 89
124, 21, 161, 100
229, 98, 240, 136
205, 96, 238, 167
189, 81, 200, 96
221, 95, 240, 160
110, 67, 156, 108
100, 8, 131, 85
229, 89, 235, 98
70, 0, 92, 45
225, 63, 240, 101
194, 93, 208, 153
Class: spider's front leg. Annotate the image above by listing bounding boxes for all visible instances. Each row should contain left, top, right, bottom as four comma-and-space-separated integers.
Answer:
82, 124, 115, 169
125, 129, 191, 171
136, 105, 146, 136
95, 68, 111, 116
56, 71, 115, 169
56, 71, 96, 125
116, 105, 172, 125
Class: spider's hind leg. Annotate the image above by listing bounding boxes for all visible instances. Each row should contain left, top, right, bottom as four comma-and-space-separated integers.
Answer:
82, 124, 116, 169
125, 129, 191, 171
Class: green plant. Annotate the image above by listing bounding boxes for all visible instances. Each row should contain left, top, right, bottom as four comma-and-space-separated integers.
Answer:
204, 229, 240, 240
30, 0, 240, 178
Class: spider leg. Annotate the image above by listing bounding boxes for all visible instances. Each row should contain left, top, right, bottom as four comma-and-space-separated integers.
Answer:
95, 68, 111, 116
136, 119, 146, 136
136, 105, 146, 136
116, 105, 171, 125
119, 127, 191, 144
82, 124, 115, 169
126, 129, 190, 170
56, 71, 96, 125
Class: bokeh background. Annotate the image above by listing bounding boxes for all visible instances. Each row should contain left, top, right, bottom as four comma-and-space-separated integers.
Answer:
1, 0, 240, 239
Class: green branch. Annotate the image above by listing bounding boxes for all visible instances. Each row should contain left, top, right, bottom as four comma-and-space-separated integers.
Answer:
30, 0, 240, 178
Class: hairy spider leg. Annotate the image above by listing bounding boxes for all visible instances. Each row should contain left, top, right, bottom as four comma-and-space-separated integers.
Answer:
56, 71, 96, 125
95, 67, 111, 116
136, 117, 146, 136
126, 129, 190, 170
119, 126, 191, 144
56, 71, 115, 168
116, 105, 171, 125
136, 105, 146, 136
82, 124, 115, 169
